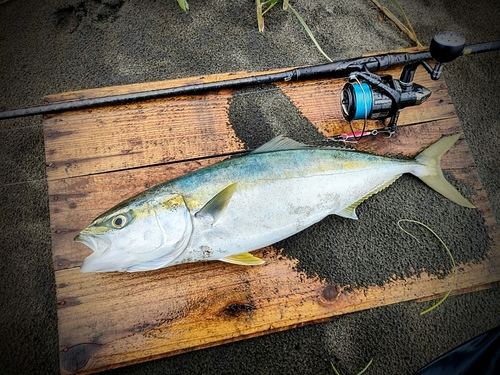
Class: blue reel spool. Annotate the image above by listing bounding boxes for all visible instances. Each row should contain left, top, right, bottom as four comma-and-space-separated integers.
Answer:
340, 81, 373, 121
351, 82, 373, 120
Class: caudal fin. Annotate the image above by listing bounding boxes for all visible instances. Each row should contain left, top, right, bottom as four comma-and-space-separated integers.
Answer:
413, 133, 475, 208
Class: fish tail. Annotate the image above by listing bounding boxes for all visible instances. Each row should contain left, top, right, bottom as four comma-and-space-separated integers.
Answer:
413, 133, 475, 208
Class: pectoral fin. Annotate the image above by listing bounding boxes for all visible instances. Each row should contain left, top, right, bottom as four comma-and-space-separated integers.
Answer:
196, 183, 237, 224
220, 253, 265, 265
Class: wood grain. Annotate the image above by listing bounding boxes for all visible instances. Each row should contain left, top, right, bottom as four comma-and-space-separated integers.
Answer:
44, 90, 243, 180
44, 56, 500, 374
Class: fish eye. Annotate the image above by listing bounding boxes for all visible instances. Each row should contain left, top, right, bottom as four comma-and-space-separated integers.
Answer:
112, 214, 127, 229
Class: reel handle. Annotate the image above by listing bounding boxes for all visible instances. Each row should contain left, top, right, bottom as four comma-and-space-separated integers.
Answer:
429, 31, 466, 80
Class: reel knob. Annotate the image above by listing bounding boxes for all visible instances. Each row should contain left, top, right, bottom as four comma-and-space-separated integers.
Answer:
428, 31, 466, 80
430, 31, 466, 63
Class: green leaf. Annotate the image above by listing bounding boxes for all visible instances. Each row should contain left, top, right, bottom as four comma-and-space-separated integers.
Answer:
287, 4, 333, 62
176, 0, 189, 12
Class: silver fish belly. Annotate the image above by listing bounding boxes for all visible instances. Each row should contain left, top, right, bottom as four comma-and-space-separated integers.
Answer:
75, 134, 474, 272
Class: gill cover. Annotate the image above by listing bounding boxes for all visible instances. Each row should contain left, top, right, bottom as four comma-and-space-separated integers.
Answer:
79, 194, 193, 272
126, 194, 194, 271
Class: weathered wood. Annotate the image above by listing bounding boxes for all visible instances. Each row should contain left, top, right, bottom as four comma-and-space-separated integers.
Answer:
44, 67, 451, 181
44, 56, 500, 374
44, 90, 243, 181
56, 237, 500, 375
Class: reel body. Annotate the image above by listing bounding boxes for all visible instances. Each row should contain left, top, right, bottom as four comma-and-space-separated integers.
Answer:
342, 76, 397, 121
341, 75, 431, 122
340, 31, 467, 133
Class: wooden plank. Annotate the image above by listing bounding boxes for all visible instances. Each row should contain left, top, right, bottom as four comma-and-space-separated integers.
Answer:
44, 90, 243, 180
44, 57, 500, 374
49, 121, 500, 374
44, 66, 451, 181
56, 235, 500, 375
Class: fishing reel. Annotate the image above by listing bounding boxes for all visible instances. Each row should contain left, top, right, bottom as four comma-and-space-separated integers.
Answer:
340, 31, 467, 132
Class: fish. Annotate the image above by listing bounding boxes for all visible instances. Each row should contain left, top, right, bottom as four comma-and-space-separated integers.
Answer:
75, 133, 474, 272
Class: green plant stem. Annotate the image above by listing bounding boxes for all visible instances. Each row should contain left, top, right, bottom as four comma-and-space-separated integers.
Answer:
370, 0, 421, 46
256, 0, 265, 32
261, 0, 280, 15
389, 0, 421, 46
397, 219, 457, 315
331, 358, 373, 375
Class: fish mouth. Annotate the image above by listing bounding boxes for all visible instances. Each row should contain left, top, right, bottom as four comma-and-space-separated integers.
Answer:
75, 233, 122, 272
74, 233, 110, 254
80, 252, 126, 273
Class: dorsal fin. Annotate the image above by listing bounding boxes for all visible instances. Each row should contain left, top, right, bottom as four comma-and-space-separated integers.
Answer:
251, 135, 310, 154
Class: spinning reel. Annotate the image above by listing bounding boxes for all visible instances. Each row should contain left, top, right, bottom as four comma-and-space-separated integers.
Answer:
340, 31, 467, 134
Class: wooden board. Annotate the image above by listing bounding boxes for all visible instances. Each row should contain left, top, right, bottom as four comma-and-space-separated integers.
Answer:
44, 59, 500, 374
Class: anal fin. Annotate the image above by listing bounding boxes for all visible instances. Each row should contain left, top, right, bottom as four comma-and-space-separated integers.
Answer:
220, 252, 265, 266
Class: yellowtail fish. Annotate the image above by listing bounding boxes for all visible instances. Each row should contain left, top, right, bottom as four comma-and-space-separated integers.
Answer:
75, 134, 474, 272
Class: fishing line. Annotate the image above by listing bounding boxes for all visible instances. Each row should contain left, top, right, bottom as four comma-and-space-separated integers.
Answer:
0, 87, 289, 189
0, 178, 48, 188
0, 142, 250, 189
397, 219, 457, 315
231, 86, 284, 97
1, 82, 338, 190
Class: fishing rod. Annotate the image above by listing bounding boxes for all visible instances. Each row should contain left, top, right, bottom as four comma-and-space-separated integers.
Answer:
0, 31, 499, 124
